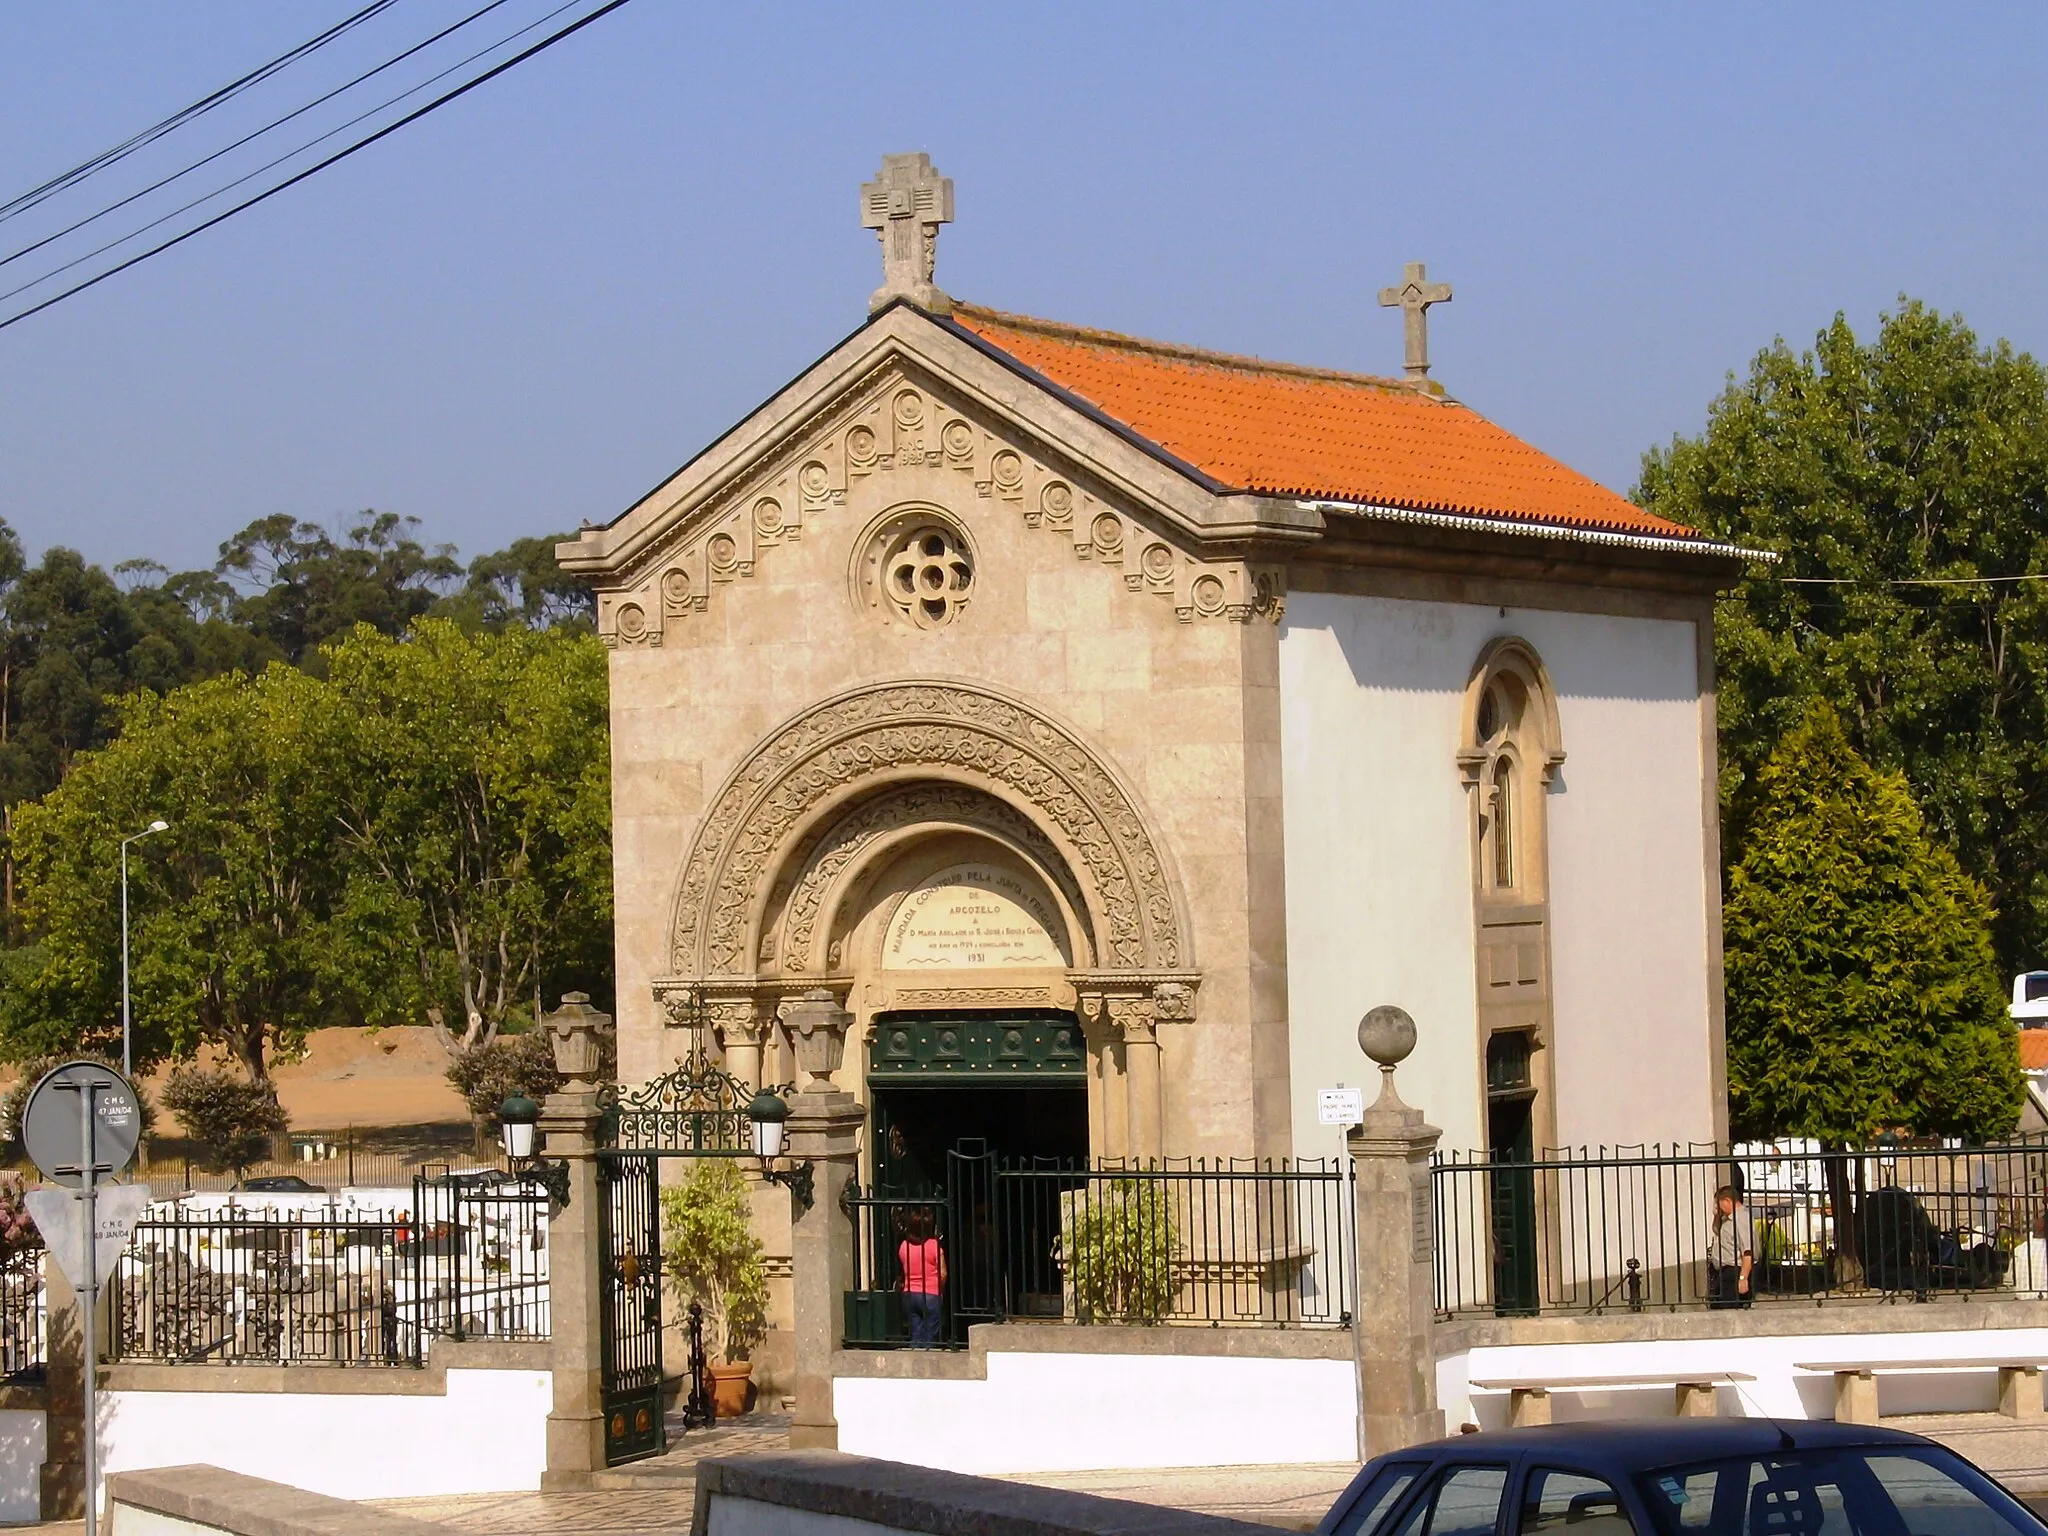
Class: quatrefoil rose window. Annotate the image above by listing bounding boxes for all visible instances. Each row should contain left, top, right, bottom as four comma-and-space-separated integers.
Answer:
857, 509, 976, 631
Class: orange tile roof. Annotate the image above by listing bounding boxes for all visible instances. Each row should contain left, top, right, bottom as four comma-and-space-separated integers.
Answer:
947, 305, 1698, 540
2020, 1031, 2048, 1072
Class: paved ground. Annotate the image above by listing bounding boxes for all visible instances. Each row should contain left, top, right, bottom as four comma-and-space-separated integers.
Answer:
371, 1410, 1351, 1532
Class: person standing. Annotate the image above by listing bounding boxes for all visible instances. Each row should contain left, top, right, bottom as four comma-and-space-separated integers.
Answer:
898, 1205, 947, 1347
1708, 1185, 1754, 1309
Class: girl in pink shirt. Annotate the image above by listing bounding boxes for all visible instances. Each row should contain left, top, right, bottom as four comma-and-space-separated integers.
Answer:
898, 1206, 946, 1348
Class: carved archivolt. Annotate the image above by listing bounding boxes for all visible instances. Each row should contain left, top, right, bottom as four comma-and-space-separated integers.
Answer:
760, 783, 1092, 975
594, 370, 1284, 648
670, 680, 1187, 977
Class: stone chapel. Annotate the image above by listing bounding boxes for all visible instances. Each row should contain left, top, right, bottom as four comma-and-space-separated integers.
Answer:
559, 154, 1749, 1189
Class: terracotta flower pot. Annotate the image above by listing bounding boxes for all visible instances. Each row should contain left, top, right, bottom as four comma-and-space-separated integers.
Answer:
706, 1360, 753, 1419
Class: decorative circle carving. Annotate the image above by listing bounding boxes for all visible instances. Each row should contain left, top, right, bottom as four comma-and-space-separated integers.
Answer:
670, 682, 1186, 976
847, 425, 878, 466
991, 450, 1024, 492
800, 461, 830, 497
1191, 573, 1226, 617
753, 497, 785, 537
707, 533, 739, 574
855, 507, 975, 631
942, 421, 974, 458
893, 389, 924, 429
615, 603, 648, 641
1090, 513, 1123, 557
660, 569, 691, 607
1041, 481, 1074, 524
1141, 543, 1174, 581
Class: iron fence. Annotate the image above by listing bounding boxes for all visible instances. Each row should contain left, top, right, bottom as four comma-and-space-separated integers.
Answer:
0, 1249, 43, 1380
844, 1150, 1355, 1347
410, 1168, 551, 1341
1432, 1137, 2048, 1318
110, 1172, 551, 1365
144, 1149, 510, 1199
109, 1213, 420, 1365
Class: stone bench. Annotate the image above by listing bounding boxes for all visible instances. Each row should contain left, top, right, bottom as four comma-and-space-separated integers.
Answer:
1794, 1357, 2048, 1425
1470, 1372, 1755, 1427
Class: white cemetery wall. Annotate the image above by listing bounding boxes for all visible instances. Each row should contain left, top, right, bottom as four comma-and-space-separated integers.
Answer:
831, 1328, 1355, 1473
1277, 590, 1719, 1159
98, 1361, 548, 1502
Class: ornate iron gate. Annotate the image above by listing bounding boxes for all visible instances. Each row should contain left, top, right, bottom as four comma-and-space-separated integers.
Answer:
595, 1036, 774, 1466
597, 1153, 664, 1463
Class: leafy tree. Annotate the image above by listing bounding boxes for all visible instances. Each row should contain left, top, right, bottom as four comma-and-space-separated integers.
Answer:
161, 1064, 289, 1175
215, 513, 461, 668
1723, 705, 2021, 1144
446, 1030, 557, 1128
444, 1021, 616, 1128
320, 620, 611, 1054
442, 534, 594, 631
1637, 300, 2048, 974
6, 668, 350, 1077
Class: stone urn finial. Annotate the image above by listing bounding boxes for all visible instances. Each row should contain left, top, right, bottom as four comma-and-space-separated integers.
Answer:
543, 991, 611, 1087
1357, 1004, 1418, 1110
783, 988, 852, 1092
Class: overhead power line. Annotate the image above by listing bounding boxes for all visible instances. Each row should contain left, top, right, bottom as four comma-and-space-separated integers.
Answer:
0, 0, 404, 225
0, 0, 637, 334
0, 0, 587, 311
0, 0, 523, 277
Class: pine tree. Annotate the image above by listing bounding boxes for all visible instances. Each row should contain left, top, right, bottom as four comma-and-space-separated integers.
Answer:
1724, 704, 2021, 1142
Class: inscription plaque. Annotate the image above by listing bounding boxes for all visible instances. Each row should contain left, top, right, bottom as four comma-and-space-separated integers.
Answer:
885, 863, 1066, 969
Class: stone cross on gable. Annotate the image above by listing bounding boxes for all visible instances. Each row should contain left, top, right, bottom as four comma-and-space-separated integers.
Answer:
861, 153, 955, 316
1378, 261, 1454, 381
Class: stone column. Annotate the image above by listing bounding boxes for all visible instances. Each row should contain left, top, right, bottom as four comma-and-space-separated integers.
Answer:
539, 993, 610, 1490
1119, 1006, 1163, 1165
41, 1253, 82, 1519
1349, 1006, 1445, 1456
782, 989, 863, 1452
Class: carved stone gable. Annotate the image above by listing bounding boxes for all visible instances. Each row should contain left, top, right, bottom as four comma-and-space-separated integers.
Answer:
593, 368, 1284, 648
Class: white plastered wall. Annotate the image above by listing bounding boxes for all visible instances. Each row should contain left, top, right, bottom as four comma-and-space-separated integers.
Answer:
1277, 591, 1717, 1160
99, 1367, 549, 1502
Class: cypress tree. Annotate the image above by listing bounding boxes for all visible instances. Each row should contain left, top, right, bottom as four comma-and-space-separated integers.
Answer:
1724, 703, 2021, 1143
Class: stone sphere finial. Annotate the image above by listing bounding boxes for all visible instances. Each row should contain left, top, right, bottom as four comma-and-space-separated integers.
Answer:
1358, 1004, 1417, 1068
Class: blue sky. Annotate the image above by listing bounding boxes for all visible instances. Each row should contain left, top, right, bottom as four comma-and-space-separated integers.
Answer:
4, 2, 2045, 573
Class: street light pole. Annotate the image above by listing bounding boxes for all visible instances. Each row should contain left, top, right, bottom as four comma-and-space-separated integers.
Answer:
119, 820, 169, 1078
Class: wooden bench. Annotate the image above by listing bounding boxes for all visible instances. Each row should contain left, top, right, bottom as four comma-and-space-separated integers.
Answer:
1794, 1357, 2048, 1425
1471, 1372, 1756, 1428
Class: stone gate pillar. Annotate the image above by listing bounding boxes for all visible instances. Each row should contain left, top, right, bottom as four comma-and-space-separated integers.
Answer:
1349, 1005, 1445, 1456
782, 989, 862, 1452
540, 993, 609, 1489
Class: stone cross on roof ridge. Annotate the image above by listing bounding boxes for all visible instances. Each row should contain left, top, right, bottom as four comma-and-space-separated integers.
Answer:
861, 153, 955, 317
1377, 261, 1454, 381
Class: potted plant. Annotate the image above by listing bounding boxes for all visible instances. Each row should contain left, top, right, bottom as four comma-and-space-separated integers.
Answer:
1058, 1178, 1179, 1324
661, 1160, 769, 1416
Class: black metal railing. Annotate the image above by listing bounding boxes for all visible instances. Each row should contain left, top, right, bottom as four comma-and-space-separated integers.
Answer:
0, 1249, 43, 1380
410, 1168, 551, 1342
110, 1213, 422, 1365
110, 1173, 552, 1365
843, 1149, 1355, 1348
1432, 1137, 2048, 1318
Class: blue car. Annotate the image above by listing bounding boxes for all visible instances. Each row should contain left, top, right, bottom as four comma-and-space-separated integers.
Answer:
1317, 1420, 2043, 1536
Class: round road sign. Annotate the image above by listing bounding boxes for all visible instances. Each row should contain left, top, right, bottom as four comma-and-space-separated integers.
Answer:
21, 1061, 142, 1188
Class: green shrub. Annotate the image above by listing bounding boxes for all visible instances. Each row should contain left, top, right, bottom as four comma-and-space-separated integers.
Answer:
660, 1160, 768, 1362
1059, 1179, 1178, 1324
161, 1065, 288, 1175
